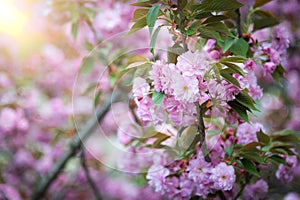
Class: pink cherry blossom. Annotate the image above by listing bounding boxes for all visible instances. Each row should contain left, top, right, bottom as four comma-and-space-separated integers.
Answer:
176, 50, 211, 77
210, 162, 236, 191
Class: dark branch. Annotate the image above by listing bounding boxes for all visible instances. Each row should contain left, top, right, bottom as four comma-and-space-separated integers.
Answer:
177, 0, 188, 52
235, 9, 243, 38
80, 150, 103, 200
195, 102, 211, 162
30, 92, 121, 200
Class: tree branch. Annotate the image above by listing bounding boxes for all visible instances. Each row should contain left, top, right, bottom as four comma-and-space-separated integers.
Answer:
195, 102, 211, 162
80, 150, 103, 200
177, 0, 188, 52
30, 91, 121, 200
235, 9, 243, 38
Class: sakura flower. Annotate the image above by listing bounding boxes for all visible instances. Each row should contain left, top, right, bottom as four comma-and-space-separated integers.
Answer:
284, 192, 300, 200
245, 59, 255, 70
176, 50, 211, 77
210, 162, 236, 191
224, 82, 240, 101
249, 85, 263, 100
187, 156, 212, 185
161, 63, 177, 94
203, 39, 216, 52
149, 60, 164, 92
0, 107, 17, 133
263, 61, 276, 75
170, 72, 200, 103
276, 155, 298, 183
208, 50, 221, 60
132, 77, 150, 99
236, 122, 264, 145
146, 165, 170, 194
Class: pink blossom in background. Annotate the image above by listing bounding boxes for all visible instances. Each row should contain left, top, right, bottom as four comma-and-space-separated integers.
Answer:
243, 179, 268, 200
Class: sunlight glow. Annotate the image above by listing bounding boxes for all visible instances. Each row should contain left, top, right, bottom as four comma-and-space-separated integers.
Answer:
0, 0, 28, 37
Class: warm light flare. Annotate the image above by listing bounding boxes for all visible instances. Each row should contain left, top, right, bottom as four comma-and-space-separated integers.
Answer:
0, 0, 28, 37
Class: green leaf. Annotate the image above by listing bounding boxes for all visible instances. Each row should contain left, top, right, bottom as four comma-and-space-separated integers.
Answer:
198, 28, 223, 42
256, 130, 270, 144
71, 22, 78, 40
202, 15, 229, 24
220, 56, 245, 63
229, 38, 249, 57
146, 4, 161, 35
150, 25, 162, 55
253, 0, 273, 8
84, 7, 95, 22
220, 68, 241, 87
124, 61, 150, 71
225, 144, 234, 156
254, 9, 276, 18
127, 16, 147, 36
270, 147, 296, 156
134, 66, 152, 79
185, 27, 196, 36
167, 44, 185, 64
269, 141, 295, 150
239, 152, 265, 164
253, 17, 279, 32
235, 92, 258, 111
205, 22, 234, 37
241, 142, 262, 150
194, 12, 212, 19
272, 64, 286, 86
80, 56, 94, 75
196, 0, 243, 12
221, 62, 245, 75
132, 8, 149, 21
268, 155, 288, 166
241, 158, 260, 177
152, 91, 165, 107
131, 0, 159, 7
271, 130, 299, 143
228, 100, 249, 123
219, 38, 235, 52
151, 133, 170, 148
94, 91, 102, 106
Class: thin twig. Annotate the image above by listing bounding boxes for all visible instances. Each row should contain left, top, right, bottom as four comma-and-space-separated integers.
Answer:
235, 9, 243, 38
30, 91, 121, 200
195, 102, 211, 162
80, 150, 103, 200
